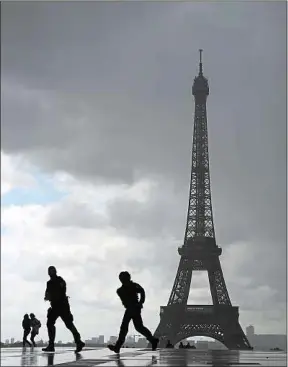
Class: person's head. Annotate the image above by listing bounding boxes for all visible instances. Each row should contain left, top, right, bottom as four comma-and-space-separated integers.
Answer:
23, 314, 29, 320
48, 266, 57, 278
119, 271, 131, 285
30, 313, 35, 319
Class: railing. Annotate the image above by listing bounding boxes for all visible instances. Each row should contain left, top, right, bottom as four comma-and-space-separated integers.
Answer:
178, 245, 222, 257
160, 305, 239, 316
186, 305, 214, 313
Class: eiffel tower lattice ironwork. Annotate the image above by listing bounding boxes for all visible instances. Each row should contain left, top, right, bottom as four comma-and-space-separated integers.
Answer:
153, 50, 252, 350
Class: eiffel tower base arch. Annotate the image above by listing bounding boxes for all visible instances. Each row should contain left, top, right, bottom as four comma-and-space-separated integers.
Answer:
153, 305, 252, 350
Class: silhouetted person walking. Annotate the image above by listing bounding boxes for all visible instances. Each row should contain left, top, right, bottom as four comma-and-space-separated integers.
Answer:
179, 341, 184, 349
108, 271, 159, 354
30, 313, 41, 347
42, 266, 85, 353
22, 314, 32, 347
165, 340, 174, 348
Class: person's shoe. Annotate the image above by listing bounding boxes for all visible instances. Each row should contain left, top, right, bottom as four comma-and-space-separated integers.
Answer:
75, 341, 85, 353
108, 344, 120, 354
151, 338, 159, 351
42, 345, 55, 352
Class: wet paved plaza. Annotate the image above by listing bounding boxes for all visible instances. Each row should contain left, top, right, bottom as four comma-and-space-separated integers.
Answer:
1, 347, 286, 366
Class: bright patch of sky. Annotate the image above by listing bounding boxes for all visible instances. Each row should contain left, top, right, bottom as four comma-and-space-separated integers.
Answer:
1, 172, 66, 206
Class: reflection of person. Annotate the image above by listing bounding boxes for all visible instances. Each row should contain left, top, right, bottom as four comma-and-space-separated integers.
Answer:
108, 271, 159, 354
42, 266, 85, 353
21, 346, 27, 367
46, 353, 54, 367
21, 347, 37, 367
22, 314, 32, 347
30, 313, 41, 347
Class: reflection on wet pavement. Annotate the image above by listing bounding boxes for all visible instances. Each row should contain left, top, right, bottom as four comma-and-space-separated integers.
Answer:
1, 347, 286, 366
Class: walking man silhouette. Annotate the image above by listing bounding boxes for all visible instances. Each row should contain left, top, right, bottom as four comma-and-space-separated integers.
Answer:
22, 314, 32, 347
30, 313, 41, 347
108, 271, 159, 354
42, 266, 85, 353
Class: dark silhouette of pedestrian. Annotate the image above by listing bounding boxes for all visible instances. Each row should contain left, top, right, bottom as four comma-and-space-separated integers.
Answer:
165, 340, 174, 348
30, 313, 41, 347
179, 341, 184, 349
22, 314, 32, 347
42, 266, 85, 353
108, 271, 159, 354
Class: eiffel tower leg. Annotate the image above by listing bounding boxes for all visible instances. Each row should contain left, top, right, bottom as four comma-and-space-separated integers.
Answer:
153, 319, 175, 347
223, 321, 252, 350
168, 258, 193, 305
207, 257, 232, 306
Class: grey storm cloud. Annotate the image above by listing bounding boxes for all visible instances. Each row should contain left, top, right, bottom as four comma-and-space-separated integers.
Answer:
1, 1, 286, 333
46, 201, 108, 229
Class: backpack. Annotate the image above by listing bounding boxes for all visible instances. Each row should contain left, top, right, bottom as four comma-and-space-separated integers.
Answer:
32, 318, 41, 333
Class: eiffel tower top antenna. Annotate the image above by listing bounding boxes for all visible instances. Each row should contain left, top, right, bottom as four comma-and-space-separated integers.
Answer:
199, 48, 203, 76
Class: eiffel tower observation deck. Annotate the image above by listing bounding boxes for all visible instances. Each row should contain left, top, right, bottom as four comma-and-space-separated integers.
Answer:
153, 50, 252, 350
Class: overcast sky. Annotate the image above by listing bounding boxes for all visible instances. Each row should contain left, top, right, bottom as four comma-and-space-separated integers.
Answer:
1, 2, 286, 343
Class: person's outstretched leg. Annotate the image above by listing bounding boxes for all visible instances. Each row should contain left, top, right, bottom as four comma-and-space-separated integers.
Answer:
42, 307, 58, 352
23, 330, 32, 347
108, 310, 131, 353
132, 309, 159, 350
30, 331, 36, 347
61, 302, 85, 353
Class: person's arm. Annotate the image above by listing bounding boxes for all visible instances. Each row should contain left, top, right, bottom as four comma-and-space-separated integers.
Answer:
59, 277, 67, 294
136, 283, 145, 306
44, 282, 50, 301
117, 289, 124, 306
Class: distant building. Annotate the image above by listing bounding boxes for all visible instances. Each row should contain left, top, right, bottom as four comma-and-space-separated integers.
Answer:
5, 339, 9, 345
57, 341, 62, 344
91, 337, 98, 344
247, 334, 286, 351
246, 326, 286, 351
208, 340, 227, 350
196, 340, 209, 350
98, 335, 104, 344
10, 338, 14, 344
109, 336, 117, 344
137, 338, 147, 347
126, 336, 135, 346
246, 325, 255, 339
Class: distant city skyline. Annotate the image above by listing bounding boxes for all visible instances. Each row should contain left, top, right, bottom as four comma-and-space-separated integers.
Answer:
3, 328, 286, 352
3, 325, 286, 347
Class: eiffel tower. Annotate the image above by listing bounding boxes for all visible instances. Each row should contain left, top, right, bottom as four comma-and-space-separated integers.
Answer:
153, 50, 252, 350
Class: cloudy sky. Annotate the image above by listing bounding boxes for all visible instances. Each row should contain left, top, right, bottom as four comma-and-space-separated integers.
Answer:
1, 2, 286, 343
